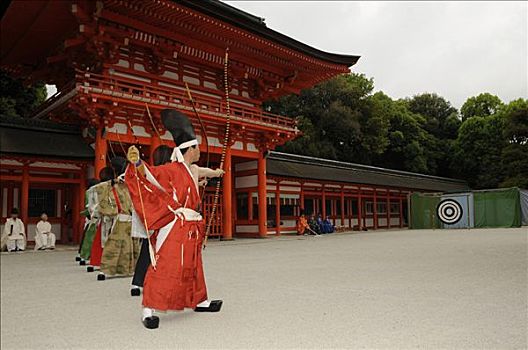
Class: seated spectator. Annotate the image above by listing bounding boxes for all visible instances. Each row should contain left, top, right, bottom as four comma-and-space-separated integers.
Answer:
316, 214, 325, 233
297, 213, 309, 235
2, 208, 26, 252
323, 216, 335, 234
35, 213, 56, 250
308, 215, 322, 235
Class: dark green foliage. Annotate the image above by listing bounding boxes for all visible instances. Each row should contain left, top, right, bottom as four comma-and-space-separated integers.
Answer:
266, 74, 526, 189
460, 93, 504, 121
500, 99, 528, 188
0, 69, 47, 118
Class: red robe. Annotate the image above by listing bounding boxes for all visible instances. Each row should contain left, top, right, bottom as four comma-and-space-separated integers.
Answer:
125, 162, 207, 311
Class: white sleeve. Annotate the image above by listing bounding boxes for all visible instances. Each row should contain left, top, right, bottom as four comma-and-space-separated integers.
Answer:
143, 166, 165, 192
19, 220, 25, 236
2, 220, 9, 236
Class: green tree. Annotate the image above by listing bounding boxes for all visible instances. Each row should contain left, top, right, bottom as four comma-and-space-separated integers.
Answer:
405, 93, 460, 176
373, 94, 429, 173
452, 115, 506, 188
460, 93, 503, 121
0, 69, 47, 118
406, 93, 458, 139
266, 73, 389, 164
500, 99, 528, 188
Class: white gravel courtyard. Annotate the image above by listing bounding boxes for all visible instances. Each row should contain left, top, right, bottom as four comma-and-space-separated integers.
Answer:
1, 228, 527, 349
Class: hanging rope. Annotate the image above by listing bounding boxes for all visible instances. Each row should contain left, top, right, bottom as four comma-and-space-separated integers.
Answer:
204, 48, 231, 248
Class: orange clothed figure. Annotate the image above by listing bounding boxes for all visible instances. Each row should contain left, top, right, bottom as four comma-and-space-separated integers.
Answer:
297, 214, 309, 235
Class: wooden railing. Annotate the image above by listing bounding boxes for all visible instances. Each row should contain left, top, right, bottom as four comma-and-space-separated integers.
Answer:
75, 70, 298, 131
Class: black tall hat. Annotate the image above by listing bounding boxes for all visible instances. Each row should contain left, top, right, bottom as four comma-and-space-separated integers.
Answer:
161, 109, 198, 162
161, 109, 196, 147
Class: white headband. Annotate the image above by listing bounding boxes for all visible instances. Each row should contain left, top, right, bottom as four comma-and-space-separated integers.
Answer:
170, 139, 199, 163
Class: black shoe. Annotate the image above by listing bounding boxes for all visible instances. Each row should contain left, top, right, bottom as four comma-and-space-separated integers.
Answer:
131, 288, 141, 297
142, 316, 159, 329
87, 266, 94, 272
194, 300, 223, 312
79, 260, 86, 266
75, 256, 81, 262
97, 274, 106, 281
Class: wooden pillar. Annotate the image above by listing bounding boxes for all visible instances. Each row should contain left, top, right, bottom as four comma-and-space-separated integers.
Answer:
94, 125, 107, 179
76, 166, 87, 243
20, 164, 29, 231
373, 190, 378, 230
322, 185, 326, 218
72, 185, 79, 244
387, 191, 391, 229
222, 146, 233, 240
399, 191, 404, 228
358, 187, 363, 231
149, 136, 162, 164
275, 183, 280, 235
257, 150, 267, 238
340, 187, 345, 227
300, 182, 304, 211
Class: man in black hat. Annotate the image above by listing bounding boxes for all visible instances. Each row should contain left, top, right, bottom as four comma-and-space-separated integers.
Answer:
125, 109, 224, 329
2, 208, 26, 252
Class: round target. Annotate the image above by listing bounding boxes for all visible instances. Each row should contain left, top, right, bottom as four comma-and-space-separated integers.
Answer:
437, 199, 463, 224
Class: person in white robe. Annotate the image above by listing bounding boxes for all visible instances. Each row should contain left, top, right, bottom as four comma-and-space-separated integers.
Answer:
2, 208, 26, 252
34, 213, 56, 250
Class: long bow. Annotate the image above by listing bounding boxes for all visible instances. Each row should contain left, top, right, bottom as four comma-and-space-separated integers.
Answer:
202, 48, 232, 248
185, 82, 210, 203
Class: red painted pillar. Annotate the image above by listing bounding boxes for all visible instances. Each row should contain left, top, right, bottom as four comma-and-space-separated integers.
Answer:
387, 191, 391, 229
76, 166, 87, 243
300, 182, 304, 211
275, 183, 281, 235
72, 185, 79, 244
340, 187, 345, 228
222, 146, 233, 240
20, 164, 29, 232
149, 136, 162, 164
399, 195, 404, 228
358, 187, 363, 231
373, 190, 378, 230
94, 125, 107, 179
257, 150, 267, 238
322, 185, 326, 218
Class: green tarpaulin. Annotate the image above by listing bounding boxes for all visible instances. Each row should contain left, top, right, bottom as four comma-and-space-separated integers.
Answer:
410, 187, 524, 229
410, 193, 441, 229
473, 188, 521, 228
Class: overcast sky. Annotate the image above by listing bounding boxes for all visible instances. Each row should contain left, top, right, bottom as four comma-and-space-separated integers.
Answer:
46, 2, 526, 109
225, 1, 527, 109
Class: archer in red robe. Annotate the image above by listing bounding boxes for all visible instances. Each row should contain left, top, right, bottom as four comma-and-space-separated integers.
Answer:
126, 109, 223, 329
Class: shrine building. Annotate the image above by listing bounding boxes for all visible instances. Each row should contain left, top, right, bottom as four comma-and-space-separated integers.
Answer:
0, 0, 468, 243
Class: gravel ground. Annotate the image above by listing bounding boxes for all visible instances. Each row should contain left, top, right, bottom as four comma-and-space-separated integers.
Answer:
1, 228, 527, 349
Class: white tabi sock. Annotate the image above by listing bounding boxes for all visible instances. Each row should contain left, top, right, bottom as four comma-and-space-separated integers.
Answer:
131, 285, 141, 289
142, 307, 154, 320
197, 300, 211, 308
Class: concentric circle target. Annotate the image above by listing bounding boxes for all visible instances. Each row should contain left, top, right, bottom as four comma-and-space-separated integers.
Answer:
437, 199, 463, 224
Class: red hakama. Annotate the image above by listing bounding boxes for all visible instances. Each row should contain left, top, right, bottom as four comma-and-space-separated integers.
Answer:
89, 224, 103, 266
